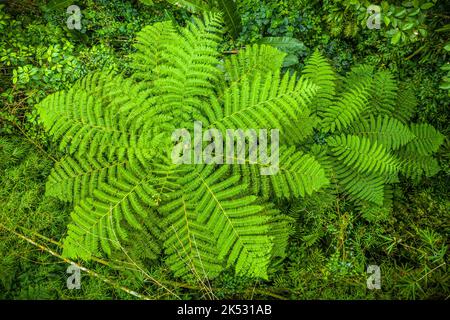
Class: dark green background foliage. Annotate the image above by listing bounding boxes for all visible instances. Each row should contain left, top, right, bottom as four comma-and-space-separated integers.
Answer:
0, 0, 448, 299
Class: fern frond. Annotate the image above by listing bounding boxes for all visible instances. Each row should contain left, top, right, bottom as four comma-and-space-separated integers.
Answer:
165, 0, 211, 12
334, 161, 385, 205
367, 70, 398, 116
167, 164, 273, 278
122, 217, 164, 262
302, 50, 337, 114
327, 134, 400, 175
348, 115, 416, 150
266, 208, 294, 258
131, 21, 178, 83
405, 123, 445, 156
394, 85, 417, 123
321, 80, 370, 132
341, 65, 374, 89
230, 146, 329, 199
221, 44, 285, 90
204, 72, 317, 138
62, 157, 162, 260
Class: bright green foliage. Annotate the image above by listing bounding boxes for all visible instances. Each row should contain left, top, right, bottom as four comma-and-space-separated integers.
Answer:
1, 0, 448, 300
301, 51, 336, 115
328, 134, 400, 175
350, 115, 416, 150
257, 37, 308, 68
148, 0, 242, 38
368, 70, 397, 116
394, 85, 417, 124
37, 13, 328, 279
302, 51, 444, 206
38, 14, 442, 279
222, 44, 285, 85
406, 123, 445, 156
161, 164, 273, 279
36, 15, 443, 280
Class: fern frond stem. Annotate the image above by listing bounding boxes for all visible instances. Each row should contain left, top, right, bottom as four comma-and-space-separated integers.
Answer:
416, 262, 446, 282
17, 225, 63, 248
0, 223, 154, 300
16, 226, 174, 291
405, 45, 425, 60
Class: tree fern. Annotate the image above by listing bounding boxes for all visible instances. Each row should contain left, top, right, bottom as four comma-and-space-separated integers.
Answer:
36, 15, 444, 280
162, 0, 242, 38
302, 52, 443, 207
37, 13, 329, 279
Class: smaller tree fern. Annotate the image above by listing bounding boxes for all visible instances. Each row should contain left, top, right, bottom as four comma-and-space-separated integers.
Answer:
302, 50, 445, 207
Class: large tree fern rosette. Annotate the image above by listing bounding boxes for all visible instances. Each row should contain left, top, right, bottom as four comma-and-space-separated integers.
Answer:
36, 13, 444, 280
